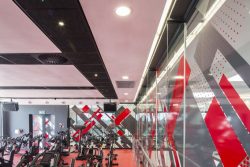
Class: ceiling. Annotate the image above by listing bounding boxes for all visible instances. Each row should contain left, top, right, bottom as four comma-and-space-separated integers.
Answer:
80, 0, 165, 102
0, 0, 60, 53
0, 0, 166, 103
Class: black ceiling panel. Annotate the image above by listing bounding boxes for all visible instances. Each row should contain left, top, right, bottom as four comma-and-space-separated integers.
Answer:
0, 56, 12, 64
11, 0, 117, 99
82, 72, 109, 80
15, 0, 77, 9
28, 10, 89, 38
1, 54, 42, 64
75, 65, 106, 73
65, 52, 101, 64
94, 82, 113, 87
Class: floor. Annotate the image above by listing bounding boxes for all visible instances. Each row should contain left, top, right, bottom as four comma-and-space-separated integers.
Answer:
9, 149, 136, 167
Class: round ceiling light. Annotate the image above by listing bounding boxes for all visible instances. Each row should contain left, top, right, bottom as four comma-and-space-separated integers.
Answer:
122, 75, 129, 80
115, 6, 131, 17
58, 21, 65, 26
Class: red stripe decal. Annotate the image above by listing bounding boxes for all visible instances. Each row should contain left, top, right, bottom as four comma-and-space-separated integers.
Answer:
89, 108, 101, 120
163, 56, 191, 167
166, 56, 191, 138
205, 97, 247, 167
148, 111, 156, 158
117, 130, 124, 136
82, 105, 90, 112
219, 74, 250, 132
82, 120, 96, 135
115, 108, 131, 125
96, 113, 103, 120
72, 129, 80, 142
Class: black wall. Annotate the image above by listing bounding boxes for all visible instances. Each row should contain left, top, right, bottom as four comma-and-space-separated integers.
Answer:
3, 105, 69, 137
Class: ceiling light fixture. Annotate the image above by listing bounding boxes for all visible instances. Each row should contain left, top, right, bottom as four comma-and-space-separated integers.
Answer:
122, 76, 129, 80
58, 21, 65, 26
115, 6, 131, 16
124, 93, 128, 96
94, 73, 98, 77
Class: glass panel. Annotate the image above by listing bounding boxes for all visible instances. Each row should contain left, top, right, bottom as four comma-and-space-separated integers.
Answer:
183, 0, 250, 166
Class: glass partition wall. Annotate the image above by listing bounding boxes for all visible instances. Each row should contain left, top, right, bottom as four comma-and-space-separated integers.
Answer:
136, 0, 250, 166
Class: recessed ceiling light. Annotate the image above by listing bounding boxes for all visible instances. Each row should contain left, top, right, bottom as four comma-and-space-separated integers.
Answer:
122, 75, 129, 80
94, 73, 98, 77
115, 6, 131, 17
58, 21, 65, 26
124, 93, 128, 96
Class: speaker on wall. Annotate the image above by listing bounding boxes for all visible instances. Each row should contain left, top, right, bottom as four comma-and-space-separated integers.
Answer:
2, 102, 19, 112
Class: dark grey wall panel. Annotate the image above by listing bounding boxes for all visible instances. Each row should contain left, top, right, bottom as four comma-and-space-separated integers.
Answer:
3, 105, 68, 137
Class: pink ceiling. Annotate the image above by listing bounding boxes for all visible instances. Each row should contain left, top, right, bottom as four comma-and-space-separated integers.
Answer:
0, 65, 92, 86
0, 1, 60, 53
0, 89, 103, 98
80, 0, 165, 102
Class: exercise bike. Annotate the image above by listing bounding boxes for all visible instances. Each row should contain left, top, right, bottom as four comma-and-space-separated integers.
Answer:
105, 131, 118, 167
16, 135, 43, 167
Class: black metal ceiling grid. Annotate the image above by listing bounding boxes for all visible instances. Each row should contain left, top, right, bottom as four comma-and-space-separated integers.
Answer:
136, 0, 199, 103
2, 0, 118, 99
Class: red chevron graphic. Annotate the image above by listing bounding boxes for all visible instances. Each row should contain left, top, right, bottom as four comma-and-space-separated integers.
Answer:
162, 56, 191, 167
82, 105, 90, 112
115, 108, 131, 125
205, 97, 247, 167
219, 74, 250, 132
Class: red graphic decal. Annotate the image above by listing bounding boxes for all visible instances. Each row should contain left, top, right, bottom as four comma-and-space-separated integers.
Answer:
82, 120, 96, 135
84, 109, 101, 126
72, 121, 96, 141
89, 108, 101, 120
111, 115, 116, 120
163, 105, 167, 112
82, 105, 90, 112
115, 108, 131, 125
44, 133, 49, 139
117, 130, 124, 136
163, 56, 191, 167
166, 56, 191, 138
96, 113, 103, 120
72, 129, 81, 142
45, 120, 49, 125
219, 74, 250, 132
205, 97, 247, 167
148, 110, 156, 158
84, 120, 89, 126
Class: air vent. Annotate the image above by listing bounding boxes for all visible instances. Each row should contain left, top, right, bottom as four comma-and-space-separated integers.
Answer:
38, 54, 68, 64
116, 81, 135, 88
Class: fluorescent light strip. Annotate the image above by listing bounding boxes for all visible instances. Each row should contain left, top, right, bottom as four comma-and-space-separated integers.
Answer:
139, 0, 226, 104
133, 0, 174, 102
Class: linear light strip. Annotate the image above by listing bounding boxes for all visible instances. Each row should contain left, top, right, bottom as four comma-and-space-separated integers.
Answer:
139, 0, 226, 104
133, 0, 175, 102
